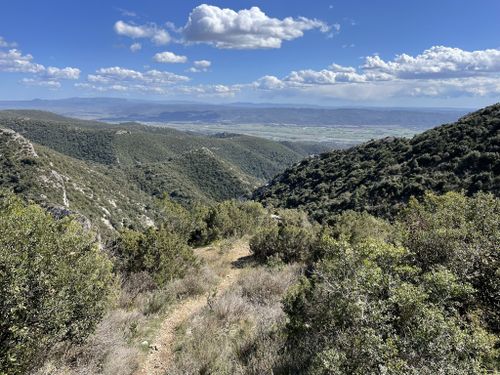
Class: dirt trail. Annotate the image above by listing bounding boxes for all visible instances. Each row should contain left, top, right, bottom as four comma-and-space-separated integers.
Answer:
135, 240, 251, 375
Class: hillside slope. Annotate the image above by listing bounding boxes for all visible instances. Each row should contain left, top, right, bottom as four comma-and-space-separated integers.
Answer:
0, 110, 310, 181
0, 111, 306, 174
255, 103, 500, 221
0, 110, 319, 234
0, 128, 157, 236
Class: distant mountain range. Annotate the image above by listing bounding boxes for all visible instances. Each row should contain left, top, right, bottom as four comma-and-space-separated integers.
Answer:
0, 97, 468, 127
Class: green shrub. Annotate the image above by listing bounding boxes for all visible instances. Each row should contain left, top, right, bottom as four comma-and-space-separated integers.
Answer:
281, 193, 499, 374
250, 209, 318, 263
399, 191, 500, 332
112, 227, 197, 287
156, 199, 267, 247
203, 200, 267, 244
187, 202, 211, 246
329, 210, 394, 245
0, 193, 115, 375
159, 196, 197, 240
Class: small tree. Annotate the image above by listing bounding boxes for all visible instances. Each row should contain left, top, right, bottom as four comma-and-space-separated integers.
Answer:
0, 192, 115, 375
250, 209, 318, 263
204, 200, 267, 243
113, 227, 197, 287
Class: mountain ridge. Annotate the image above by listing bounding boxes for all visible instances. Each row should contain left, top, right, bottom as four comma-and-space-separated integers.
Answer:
0, 110, 318, 236
254, 103, 500, 221
0, 98, 467, 126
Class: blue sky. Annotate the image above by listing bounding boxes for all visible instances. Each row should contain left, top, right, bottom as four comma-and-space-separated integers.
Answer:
1, 0, 499, 106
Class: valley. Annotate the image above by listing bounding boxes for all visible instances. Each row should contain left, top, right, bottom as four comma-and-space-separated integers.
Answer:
0, 110, 320, 236
144, 121, 423, 148
1, 2, 499, 374
0, 98, 467, 146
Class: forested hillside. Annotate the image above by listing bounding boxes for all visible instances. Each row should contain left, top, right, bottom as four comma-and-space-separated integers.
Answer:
0, 127, 158, 237
0, 110, 317, 234
255, 103, 500, 221
0, 110, 313, 179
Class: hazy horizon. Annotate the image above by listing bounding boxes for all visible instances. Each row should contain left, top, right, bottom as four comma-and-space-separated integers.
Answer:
0, 96, 482, 111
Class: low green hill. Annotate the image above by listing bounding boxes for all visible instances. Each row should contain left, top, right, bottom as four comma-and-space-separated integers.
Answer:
0, 127, 158, 236
0, 111, 306, 172
254, 103, 500, 222
0, 110, 317, 235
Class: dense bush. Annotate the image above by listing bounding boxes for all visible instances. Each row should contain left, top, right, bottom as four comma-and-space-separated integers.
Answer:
250, 209, 319, 263
281, 192, 499, 374
159, 197, 200, 240
400, 192, 500, 332
112, 227, 197, 287
156, 198, 269, 246
329, 210, 394, 245
0, 193, 115, 375
201, 200, 268, 244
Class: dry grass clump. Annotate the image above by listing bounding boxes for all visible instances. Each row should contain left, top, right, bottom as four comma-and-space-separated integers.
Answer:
33, 264, 219, 375
144, 265, 219, 315
33, 309, 143, 375
237, 265, 299, 305
167, 264, 301, 375
167, 265, 220, 299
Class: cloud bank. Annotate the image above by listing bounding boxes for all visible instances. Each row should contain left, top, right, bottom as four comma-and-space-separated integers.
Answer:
251, 46, 500, 100
76, 45, 500, 101
0, 37, 80, 89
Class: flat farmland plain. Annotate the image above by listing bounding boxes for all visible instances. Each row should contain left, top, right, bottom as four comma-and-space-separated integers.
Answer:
148, 121, 430, 147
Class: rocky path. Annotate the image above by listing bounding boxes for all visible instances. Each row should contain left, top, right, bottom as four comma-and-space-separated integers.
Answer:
135, 240, 251, 375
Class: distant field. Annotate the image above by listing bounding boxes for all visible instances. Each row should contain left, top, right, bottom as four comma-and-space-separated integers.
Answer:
146, 122, 430, 147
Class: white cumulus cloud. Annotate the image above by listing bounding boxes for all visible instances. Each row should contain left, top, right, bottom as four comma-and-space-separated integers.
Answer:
0, 39, 80, 90
114, 20, 170, 45
176, 84, 240, 97
154, 51, 187, 63
89, 66, 189, 85
182, 4, 330, 49
255, 75, 286, 90
130, 42, 142, 52
0, 36, 16, 48
80, 66, 190, 94
43, 66, 81, 80
284, 63, 366, 85
0, 49, 45, 73
188, 59, 212, 73
194, 60, 211, 69
20, 78, 62, 89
